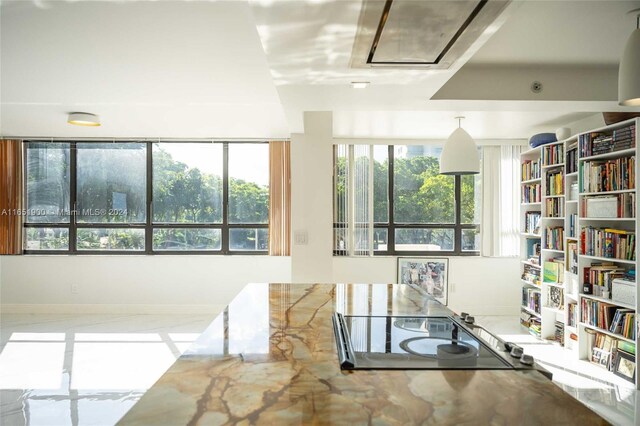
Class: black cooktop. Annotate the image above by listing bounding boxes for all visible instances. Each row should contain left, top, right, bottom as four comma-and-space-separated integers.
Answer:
333, 314, 518, 370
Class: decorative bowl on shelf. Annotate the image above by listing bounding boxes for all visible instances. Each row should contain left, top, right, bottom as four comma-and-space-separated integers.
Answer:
555, 127, 571, 141
602, 112, 640, 125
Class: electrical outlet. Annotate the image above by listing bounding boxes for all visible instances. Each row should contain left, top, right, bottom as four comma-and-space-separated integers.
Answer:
294, 230, 308, 245
71, 283, 79, 294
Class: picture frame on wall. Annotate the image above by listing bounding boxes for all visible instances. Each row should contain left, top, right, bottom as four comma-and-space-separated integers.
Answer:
397, 257, 449, 305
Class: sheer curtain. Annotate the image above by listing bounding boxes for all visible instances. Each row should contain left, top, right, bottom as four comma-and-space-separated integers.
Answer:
0, 139, 24, 254
481, 145, 522, 257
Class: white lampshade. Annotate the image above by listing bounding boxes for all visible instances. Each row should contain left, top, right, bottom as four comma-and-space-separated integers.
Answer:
68, 112, 100, 126
440, 127, 480, 175
619, 27, 640, 106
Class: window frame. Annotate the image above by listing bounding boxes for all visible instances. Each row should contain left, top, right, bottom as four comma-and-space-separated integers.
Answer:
333, 145, 480, 257
23, 140, 270, 255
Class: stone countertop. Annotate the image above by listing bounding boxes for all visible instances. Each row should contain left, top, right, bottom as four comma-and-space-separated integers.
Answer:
117, 283, 608, 425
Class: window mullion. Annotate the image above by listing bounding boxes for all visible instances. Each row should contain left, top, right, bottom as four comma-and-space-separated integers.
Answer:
222, 142, 229, 254
146, 141, 153, 254
70, 142, 77, 254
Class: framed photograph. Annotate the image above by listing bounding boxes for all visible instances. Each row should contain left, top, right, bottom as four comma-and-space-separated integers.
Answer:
613, 350, 636, 383
397, 257, 449, 305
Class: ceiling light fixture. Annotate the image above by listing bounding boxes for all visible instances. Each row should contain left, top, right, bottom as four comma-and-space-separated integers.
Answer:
619, 9, 640, 106
67, 112, 101, 127
351, 81, 370, 89
440, 116, 480, 175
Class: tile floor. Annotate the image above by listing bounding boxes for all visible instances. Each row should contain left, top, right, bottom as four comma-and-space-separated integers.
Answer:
0, 313, 214, 426
477, 315, 639, 426
0, 313, 637, 425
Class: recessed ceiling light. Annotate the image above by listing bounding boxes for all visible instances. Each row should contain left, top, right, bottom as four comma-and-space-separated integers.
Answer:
351, 81, 370, 89
68, 112, 100, 127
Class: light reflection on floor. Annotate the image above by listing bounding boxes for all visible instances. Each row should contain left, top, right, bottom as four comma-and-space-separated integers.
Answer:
0, 313, 214, 426
477, 315, 639, 426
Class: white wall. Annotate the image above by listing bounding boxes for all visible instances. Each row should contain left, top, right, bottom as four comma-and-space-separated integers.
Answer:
333, 257, 520, 316
0, 255, 291, 313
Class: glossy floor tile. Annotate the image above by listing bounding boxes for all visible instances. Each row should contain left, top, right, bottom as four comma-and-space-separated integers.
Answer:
0, 313, 214, 426
477, 315, 639, 426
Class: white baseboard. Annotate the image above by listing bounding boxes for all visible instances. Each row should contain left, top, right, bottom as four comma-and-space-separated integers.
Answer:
0, 303, 226, 315
447, 304, 520, 316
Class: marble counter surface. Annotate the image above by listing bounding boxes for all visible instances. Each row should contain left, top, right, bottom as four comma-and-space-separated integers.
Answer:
118, 283, 608, 425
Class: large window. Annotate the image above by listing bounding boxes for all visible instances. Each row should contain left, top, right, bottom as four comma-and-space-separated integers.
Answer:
24, 141, 269, 254
333, 145, 480, 256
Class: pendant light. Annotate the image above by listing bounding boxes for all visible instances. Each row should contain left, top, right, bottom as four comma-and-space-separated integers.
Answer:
440, 116, 480, 175
619, 9, 640, 106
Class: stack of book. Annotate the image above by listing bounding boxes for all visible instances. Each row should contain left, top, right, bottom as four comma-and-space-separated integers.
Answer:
567, 143, 578, 173
522, 159, 541, 181
528, 317, 542, 337
568, 213, 578, 237
543, 144, 564, 165
544, 226, 564, 250
522, 263, 541, 286
524, 211, 541, 234
583, 263, 627, 298
568, 302, 577, 327
581, 227, 636, 261
567, 241, 578, 274
580, 156, 636, 193
554, 321, 565, 346
609, 309, 635, 340
545, 197, 564, 217
522, 287, 542, 314
579, 124, 636, 157
581, 299, 617, 331
546, 169, 564, 196
526, 239, 541, 265
522, 183, 541, 203
543, 258, 565, 284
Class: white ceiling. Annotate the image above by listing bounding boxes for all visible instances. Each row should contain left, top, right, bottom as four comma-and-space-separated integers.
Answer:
0, 0, 289, 138
1, 0, 639, 140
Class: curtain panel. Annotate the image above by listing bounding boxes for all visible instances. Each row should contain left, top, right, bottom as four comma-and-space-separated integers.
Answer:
481, 145, 522, 257
268, 141, 291, 256
0, 139, 24, 254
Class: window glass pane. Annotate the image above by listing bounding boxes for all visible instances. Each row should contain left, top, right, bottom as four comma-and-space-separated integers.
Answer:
373, 228, 388, 252
393, 146, 454, 224
394, 228, 454, 251
334, 227, 347, 252
26, 143, 70, 223
462, 228, 480, 252
152, 143, 223, 223
373, 146, 389, 223
461, 173, 481, 224
229, 228, 268, 251
228, 144, 269, 224
334, 146, 348, 225
25, 228, 69, 250
77, 228, 145, 251
77, 143, 146, 223
153, 228, 221, 251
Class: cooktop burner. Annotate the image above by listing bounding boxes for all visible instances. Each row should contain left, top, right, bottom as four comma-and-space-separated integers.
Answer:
333, 314, 514, 370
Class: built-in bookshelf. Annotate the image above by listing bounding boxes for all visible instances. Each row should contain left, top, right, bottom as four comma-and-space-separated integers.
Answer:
520, 147, 543, 337
519, 119, 638, 390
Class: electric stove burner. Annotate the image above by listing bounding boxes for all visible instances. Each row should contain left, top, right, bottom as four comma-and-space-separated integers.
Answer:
333, 314, 516, 370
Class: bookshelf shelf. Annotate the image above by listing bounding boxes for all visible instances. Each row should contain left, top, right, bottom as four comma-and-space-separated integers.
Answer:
519, 118, 638, 389
521, 233, 541, 238
522, 279, 541, 288
542, 163, 565, 169
580, 254, 636, 265
579, 323, 636, 344
580, 189, 635, 196
579, 217, 636, 222
579, 293, 636, 310
521, 177, 542, 184
579, 147, 635, 162
521, 306, 541, 318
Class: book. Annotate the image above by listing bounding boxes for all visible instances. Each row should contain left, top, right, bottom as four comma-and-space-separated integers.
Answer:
544, 261, 560, 283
